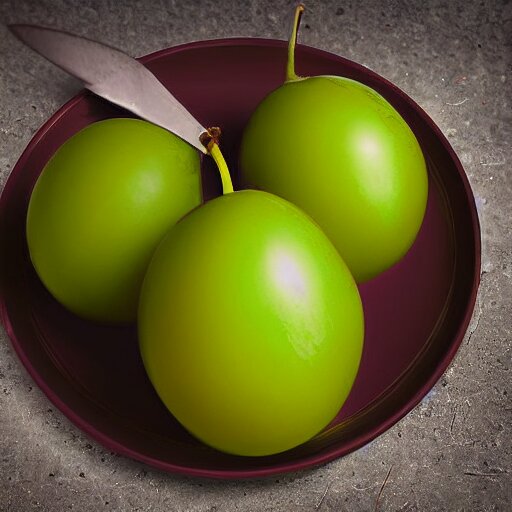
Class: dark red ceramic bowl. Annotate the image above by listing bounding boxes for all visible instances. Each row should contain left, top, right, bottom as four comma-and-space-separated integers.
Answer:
0, 39, 480, 478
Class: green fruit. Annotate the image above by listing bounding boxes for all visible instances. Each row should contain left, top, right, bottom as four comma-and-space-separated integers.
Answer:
26, 118, 201, 323
138, 188, 364, 456
239, 5, 428, 283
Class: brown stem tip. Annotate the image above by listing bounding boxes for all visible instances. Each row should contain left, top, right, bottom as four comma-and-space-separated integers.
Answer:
200, 126, 222, 153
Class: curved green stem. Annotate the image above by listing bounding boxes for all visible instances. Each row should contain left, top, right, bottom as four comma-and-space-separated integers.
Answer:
200, 127, 234, 195
286, 4, 305, 82
209, 142, 234, 194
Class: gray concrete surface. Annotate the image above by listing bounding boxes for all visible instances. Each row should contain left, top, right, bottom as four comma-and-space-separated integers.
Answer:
0, 0, 510, 510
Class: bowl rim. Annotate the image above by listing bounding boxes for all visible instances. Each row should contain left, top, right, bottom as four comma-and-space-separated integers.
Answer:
0, 37, 481, 479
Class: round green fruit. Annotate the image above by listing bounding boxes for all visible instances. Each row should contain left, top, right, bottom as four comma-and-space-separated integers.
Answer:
239, 6, 428, 283
26, 118, 201, 323
138, 189, 364, 456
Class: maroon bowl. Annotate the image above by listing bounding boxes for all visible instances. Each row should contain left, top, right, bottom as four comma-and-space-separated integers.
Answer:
0, 39, 480, 478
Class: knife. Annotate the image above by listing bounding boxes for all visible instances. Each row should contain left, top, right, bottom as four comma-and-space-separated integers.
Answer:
8, 24, 209, 154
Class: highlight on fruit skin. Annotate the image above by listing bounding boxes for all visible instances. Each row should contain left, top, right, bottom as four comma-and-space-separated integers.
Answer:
139, 129, 364, 457
239, 3, 428, 283
138, 189, 364, 457
26, 118, 202, 323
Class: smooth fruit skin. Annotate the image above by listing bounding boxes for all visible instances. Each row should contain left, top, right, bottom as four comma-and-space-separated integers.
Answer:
27, 118, 201, 323
138, 190, 364, 456
240, 76, 428, 283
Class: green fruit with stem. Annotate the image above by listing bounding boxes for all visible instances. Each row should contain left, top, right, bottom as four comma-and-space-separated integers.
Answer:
26, 118, 201, 323
240, 5, 428, 283
138, 133, 364, 456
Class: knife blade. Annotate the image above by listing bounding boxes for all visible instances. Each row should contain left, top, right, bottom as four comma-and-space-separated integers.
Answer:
9, 24, 208, 153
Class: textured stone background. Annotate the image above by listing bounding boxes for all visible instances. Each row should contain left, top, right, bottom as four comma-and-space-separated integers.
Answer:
0, 0, 510, 510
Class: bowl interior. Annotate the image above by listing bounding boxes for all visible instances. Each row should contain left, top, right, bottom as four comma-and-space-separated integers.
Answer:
0, 39, 480, 478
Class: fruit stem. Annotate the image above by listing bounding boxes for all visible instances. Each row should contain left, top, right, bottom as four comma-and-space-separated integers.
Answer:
210, 143, 233, 194
286, 3, 305, 82
200, 127, 234, 195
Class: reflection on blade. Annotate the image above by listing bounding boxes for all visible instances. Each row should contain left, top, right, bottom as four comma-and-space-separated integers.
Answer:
9, 24, 208, 153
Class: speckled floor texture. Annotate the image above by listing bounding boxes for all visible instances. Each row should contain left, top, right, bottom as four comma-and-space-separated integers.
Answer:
0, 0, 510, 510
